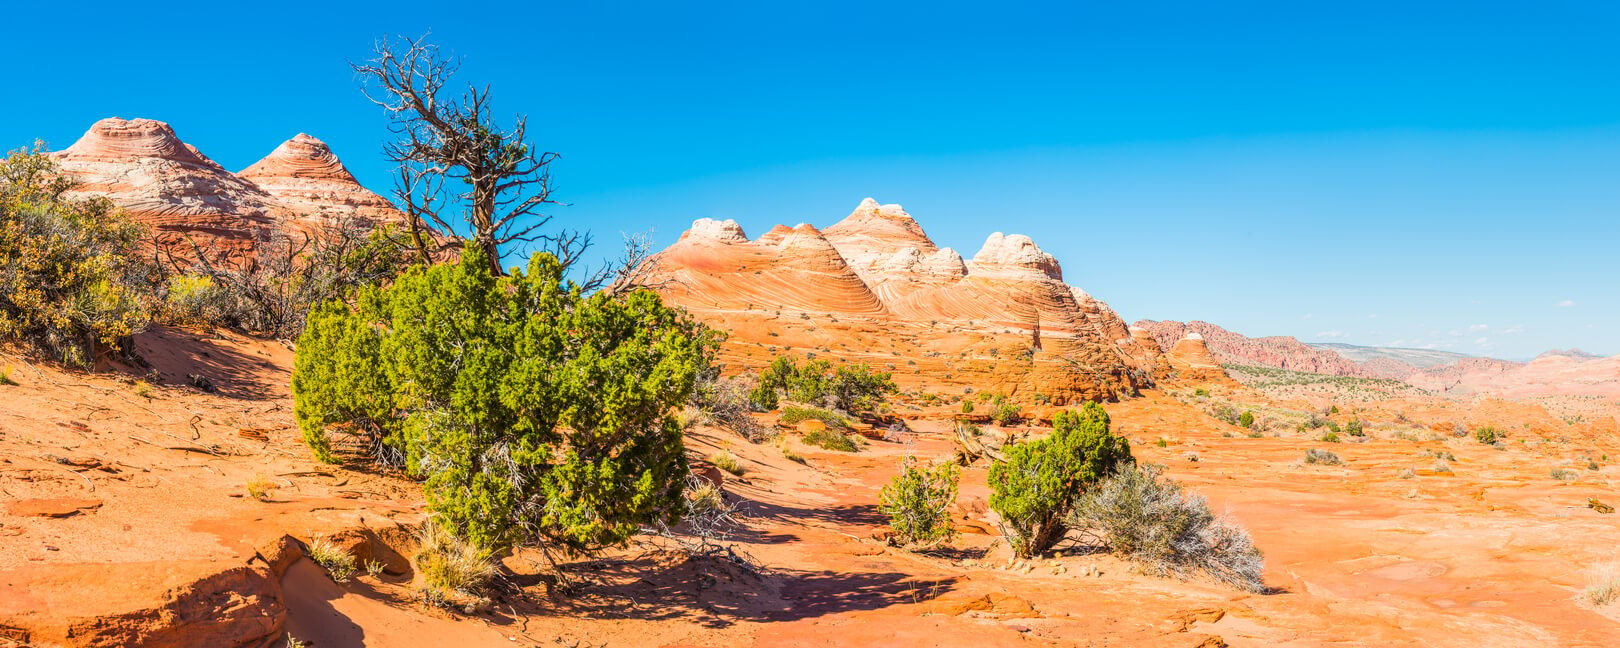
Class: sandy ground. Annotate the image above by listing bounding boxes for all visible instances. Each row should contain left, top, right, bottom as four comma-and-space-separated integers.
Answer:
2, 328, 1618, 647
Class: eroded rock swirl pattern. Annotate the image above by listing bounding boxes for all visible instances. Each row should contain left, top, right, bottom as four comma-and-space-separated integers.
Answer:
651, 198, 1208, 401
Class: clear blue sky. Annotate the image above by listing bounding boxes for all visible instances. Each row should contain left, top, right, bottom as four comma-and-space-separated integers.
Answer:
6, 1, 1616, 358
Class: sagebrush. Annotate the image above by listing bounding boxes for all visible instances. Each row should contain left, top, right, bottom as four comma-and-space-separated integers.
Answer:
1072, 463, 1265, 592
879, 457, 960, 547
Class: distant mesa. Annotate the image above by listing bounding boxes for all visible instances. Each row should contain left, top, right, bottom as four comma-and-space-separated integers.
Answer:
650, 199, 1227, 400
52, 117, 405, 256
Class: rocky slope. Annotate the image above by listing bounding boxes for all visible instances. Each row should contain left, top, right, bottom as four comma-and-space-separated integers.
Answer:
1136, 319, 1374, 377
650, 199, 1186, 401
52, 117, 404, 257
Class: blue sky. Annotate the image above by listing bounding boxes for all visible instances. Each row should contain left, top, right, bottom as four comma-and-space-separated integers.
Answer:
6, 1, 1616, 358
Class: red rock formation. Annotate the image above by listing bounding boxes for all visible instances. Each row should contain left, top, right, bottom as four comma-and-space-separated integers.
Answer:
53, 118, 403, 258
54, 118, 283, 255
237, 133, 403, 233
651, 199, 1160, 401
1408, 353, 1620, 399
1164, 332, 1236, 385
1136, 320, 1375, 377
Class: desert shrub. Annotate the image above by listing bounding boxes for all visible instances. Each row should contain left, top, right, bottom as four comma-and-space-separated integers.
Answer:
1475, 426, 1504, 445
1345, 419, 1365, 437
170, 223, 412, 338
709, 451, 745, 476
987, 396, 1021, 425
1184, 452, 1200, 463
1432, 459, 1453, 474
306, 536, 358, 582
163, 274, 222, 325
1550, 468, 1578, 481
1239, 411, 1254, 428
1304, 449, 1342, 466
755, 355, 896, 412
1304, 413, 1327, 429
1072, 463, 1265, 592
0, 144, 151, 368
1320, 431, 1341, 443
416, 519, 497, 597
779, 406, 852, 430
804, 427, 859, 452
961, 400, 975, 414
1587, 560, 1620, 607
747, 381, 779, 411
0, 366, 14, 386
245, 475, 276, 501
690, 371, 769, 441
1397, 468, 1416, 479
879, 456, 961, 547
1193, 388, 1209, 397
781, 446, 807, 464
293, 248, 715, 554
988, 402, 1132, 558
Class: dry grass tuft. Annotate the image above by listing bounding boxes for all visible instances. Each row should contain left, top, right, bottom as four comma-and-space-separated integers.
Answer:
245, 475, 276, 501
1585, 560, 1620, 607
306, 536, 357, 582
416, 520, 497, 602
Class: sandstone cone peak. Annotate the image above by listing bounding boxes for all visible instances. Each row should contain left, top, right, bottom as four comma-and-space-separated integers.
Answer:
53, 117, 409, 258
968, 232, 1062, 281
1166, 331, 1235, 385
238, 134, 403, 229
823, 198, 939, 282
54, 117, 282, 254
59, 117, 212, 166
685, 218, 749, 243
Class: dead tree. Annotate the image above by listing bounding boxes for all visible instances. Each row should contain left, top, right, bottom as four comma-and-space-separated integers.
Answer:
354, 34, 569, 276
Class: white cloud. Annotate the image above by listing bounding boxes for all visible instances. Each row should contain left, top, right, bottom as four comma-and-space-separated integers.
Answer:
1500, 324, 1526, 335
1302, 313, 1314, 320
1474, 336, 1491, 346
1367, 314, 1379, 319
1557, 300, 1576, 308
1315, 330, 1348, 338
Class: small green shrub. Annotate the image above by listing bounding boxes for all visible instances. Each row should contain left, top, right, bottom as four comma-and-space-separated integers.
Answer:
803, 428, 859, 452
1320, 431, 1341, 443
748, 381, 779, 411
1238, 411, 1254, 428
1304, 448, 1342, 466
779, 406, 852, 430
1072, 463, 1265, 592
988, 403, 1132, 558
988, 397, 1021, 425
1193, 388, 1209, 397
1475, 426, 1504, 445
879, 456, 960, 547
781, 447, 807, 464
961, 400, 975, 414
1345, 419, 1365, 437
709, 451, 746, 476
0, 366, 14, 386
